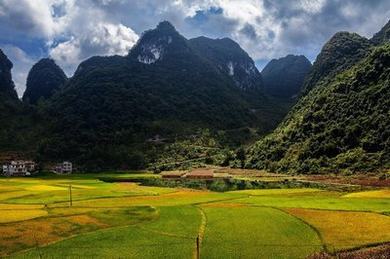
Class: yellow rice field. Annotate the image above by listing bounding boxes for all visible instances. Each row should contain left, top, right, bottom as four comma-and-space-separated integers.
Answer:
0, 209, 48, 223
343, 189, 390, 198
285, 208, 390, 251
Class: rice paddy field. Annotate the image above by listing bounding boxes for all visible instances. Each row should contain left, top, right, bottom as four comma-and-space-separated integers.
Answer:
0, 174, 389, 258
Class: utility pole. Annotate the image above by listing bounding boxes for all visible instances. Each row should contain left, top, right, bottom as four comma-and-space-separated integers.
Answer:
196, 235, 200, 259
69, 184, 72, 207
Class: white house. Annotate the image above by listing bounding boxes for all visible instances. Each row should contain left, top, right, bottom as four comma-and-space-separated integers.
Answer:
53, 161, 73, 174
2, 160, 36, 176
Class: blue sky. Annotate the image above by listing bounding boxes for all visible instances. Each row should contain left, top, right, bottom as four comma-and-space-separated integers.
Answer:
1, 0, 389, 96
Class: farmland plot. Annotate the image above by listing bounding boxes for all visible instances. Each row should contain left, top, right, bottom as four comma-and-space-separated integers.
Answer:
13, 206, 201, 259
200, 206, 322, 258
0, 175, 389, 258
286, 208, 390, 251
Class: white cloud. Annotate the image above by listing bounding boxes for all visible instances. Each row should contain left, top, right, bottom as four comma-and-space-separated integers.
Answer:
49, 22, 139, 75
48, 37, 81, 74
47, 1, 139, 75
170, 0, 389, 61
1, 0, 139, 77
297, 0, 326, 14
0, 0, 66, 38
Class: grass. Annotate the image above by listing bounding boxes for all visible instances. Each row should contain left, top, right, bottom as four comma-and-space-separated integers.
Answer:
0, 174, 389, 258
141, 206, 201, 238
286, 208, 390, 251
201, 206, 322, 258
14, 226, 194, 259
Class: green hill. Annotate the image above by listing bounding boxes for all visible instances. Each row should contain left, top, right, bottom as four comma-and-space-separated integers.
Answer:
23, 58, 67, 105
302, 32, 372, 94
246, 43, 390, 173
36, 22, 283, 170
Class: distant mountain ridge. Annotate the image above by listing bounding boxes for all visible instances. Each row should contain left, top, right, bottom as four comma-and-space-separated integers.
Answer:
262, 54, 312, 98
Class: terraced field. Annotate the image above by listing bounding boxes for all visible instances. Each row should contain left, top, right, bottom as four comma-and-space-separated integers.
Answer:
0, 174, 389, 258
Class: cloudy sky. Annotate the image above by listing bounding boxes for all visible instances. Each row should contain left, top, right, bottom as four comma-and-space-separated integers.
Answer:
1, 0, 389, 96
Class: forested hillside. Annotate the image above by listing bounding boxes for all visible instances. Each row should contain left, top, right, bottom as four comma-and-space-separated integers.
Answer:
247, 43, 390, 173
34, 21, 284, 170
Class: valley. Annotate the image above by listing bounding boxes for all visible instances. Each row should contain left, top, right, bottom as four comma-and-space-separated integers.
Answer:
1, 3, 390, 258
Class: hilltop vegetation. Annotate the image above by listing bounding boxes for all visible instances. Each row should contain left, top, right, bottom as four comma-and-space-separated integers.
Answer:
23, 58, 67, 105
302, 32, 372, 93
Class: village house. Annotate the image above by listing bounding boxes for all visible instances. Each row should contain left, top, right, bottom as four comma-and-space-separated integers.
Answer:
2, 160, 36, 176
53, 161, 73, 174
24, 160, 37, 172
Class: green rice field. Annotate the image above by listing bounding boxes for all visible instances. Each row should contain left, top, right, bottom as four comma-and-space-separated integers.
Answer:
0, 174, 389, 258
